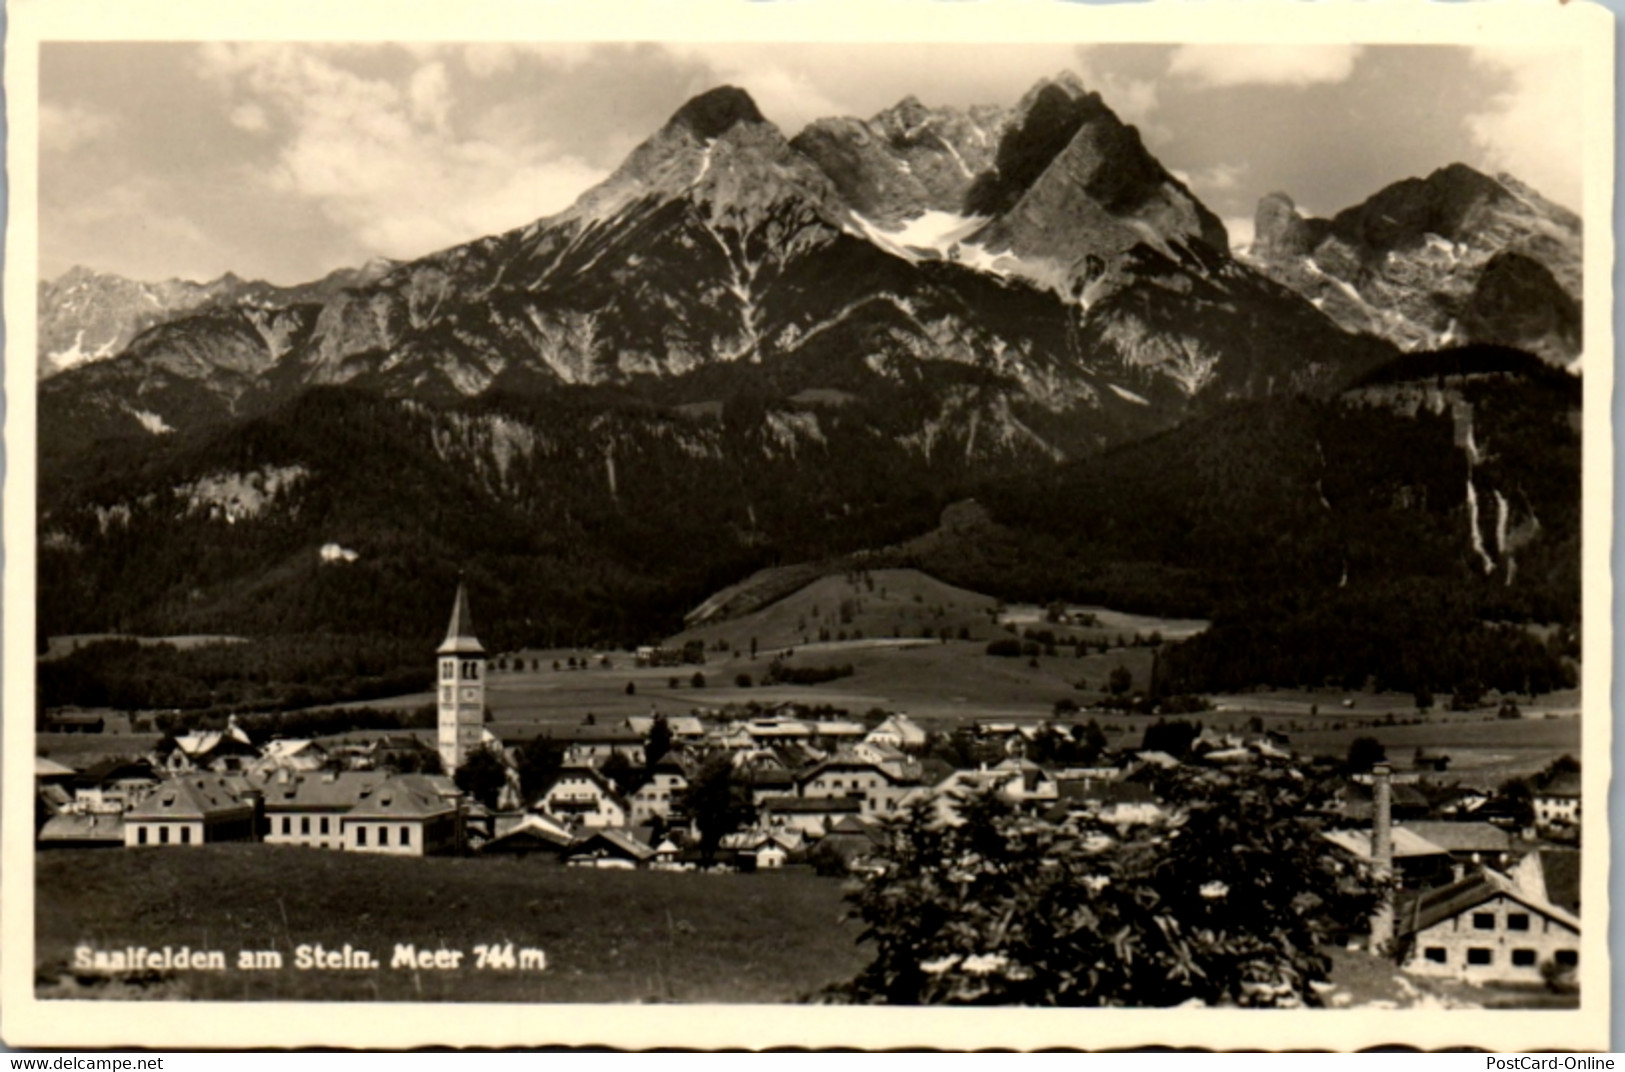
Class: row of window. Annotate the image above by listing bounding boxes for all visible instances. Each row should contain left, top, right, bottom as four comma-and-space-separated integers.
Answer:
136, 825, 191, 844
271, 815, 413, 847
1425, 947, 1579, 968
1472, 911, 1531, 931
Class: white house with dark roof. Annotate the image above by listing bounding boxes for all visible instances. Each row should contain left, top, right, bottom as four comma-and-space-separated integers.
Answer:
124, 775, 256, 847
339, 774, 462, 855
1395, 867, 1580, 984
533, 765, 630, 831
1534, 772, 1581, 827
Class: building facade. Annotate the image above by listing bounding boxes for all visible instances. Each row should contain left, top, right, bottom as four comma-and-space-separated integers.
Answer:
437, 583, 486, 774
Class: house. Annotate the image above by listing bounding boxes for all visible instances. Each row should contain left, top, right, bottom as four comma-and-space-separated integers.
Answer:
1053, 779, 1163, 825
796, 757, 917, 818
533, 766, 630, 831
1339, 780, 1431, 823
38, 811, 126, 848
865, 713, 927, 751
1321, 827, 1457, 891
626, 714, 706, 741
1534, 773, 1581, 827
628, 755, 689, 825
486, 723, 646, 767
72, 758, 159, 812
565, 828, 656, 869
254, 769, 390, 849
759, 794, 862, 837
338, 775, 462, 856
744, 764, 799, 807
163, 718, 258, 773
249, 739, 330, 776
124, 775, 256, 847
34, 756, 79, 786
1395, 868, 1580, 984
478, 813, 575, 858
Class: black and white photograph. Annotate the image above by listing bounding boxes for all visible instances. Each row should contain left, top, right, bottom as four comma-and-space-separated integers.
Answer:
2, 0, 1613, 1051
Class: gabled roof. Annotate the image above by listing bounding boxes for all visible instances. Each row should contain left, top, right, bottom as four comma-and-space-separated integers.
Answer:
1397, 867, 1580, 938
570, 828, 655, 862
39, 812, 125, 843
534, 765, 630, 811
74, 758, 158, 788
34, 756, 79, 778
126, 776, 252, 821
342, 776, 458, 820
1400, 821, 1510, 854
797, 756, 905, 787
437, 582, 485, 655
480, 814, 574, 853
1322, 827, 1452, 861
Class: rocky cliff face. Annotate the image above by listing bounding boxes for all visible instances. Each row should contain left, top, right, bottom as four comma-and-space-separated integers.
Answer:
1244, 165, 1582, 366
41, 78, 1390, 475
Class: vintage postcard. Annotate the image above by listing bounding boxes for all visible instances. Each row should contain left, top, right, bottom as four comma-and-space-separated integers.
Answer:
2, 0, 1613, 1051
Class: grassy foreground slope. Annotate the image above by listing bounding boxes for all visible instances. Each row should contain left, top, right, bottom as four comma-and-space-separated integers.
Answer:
36, 847, 868, 1003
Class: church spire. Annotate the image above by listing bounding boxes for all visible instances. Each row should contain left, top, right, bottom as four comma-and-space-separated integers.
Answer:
437, 582, 485, 655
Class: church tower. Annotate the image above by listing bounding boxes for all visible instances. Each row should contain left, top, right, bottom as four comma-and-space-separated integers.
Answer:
436, 583, 486, 773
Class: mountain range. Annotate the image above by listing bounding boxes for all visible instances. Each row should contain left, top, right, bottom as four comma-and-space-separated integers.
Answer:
36, 76, 1582, 666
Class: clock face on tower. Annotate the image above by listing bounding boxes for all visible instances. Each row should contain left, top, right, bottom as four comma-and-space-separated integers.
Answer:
462, 688, 478, 702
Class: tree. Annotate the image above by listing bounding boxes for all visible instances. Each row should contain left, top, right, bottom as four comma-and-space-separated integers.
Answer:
601, 750, 643, 798
1141, 718, 1201, 758
829, 765, 1381, 1006
645, 714, 673, 770
453, 747, 509, 810
515, 737, 566, 802
1345, 736, 1386, 775
1451, 678, 1485, 711
625, 681, 637, 696
1413, 687, 1434, 712
735, 673, 753, 688
683, 754, 755, 864
690, 671, 707, 688
1108, 666, 1133, 696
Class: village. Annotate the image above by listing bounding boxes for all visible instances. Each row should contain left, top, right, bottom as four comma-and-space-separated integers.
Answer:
35, 586, 1583, 998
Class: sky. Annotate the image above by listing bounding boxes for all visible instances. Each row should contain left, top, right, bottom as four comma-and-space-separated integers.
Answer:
38, 41, 1584, 285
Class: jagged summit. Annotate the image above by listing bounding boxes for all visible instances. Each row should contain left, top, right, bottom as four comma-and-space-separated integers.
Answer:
667, 85, 767, 141
1246, 163, 1582, 365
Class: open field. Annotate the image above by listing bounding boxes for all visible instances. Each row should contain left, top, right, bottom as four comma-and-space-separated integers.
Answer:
33, 847, 1564, 1009
36, 733, 163, 762
36, 847, 868, 1002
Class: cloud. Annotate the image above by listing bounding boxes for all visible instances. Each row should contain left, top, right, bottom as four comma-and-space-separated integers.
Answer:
40, 101, 111, 154
1168, 46, 1364, 88
1464, 47, 1582, 211
229, 102, 269, 132
194, 44, 609, 261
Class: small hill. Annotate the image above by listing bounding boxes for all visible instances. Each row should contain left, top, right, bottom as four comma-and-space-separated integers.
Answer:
669, 568, 1000, 653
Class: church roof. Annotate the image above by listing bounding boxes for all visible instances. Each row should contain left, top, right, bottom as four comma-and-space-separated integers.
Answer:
437, 583, 485, 655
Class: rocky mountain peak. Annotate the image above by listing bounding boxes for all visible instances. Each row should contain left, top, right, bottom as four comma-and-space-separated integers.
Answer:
667, 85, 767, 142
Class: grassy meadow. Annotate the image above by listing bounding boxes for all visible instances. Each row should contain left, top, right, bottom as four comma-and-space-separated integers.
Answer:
36, 846, 868, 1002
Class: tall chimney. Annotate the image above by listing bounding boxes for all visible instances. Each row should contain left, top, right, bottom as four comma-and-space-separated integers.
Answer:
1369, 763, 1395, 952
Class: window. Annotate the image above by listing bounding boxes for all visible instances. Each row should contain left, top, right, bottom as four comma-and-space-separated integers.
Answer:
301, 817, 311, 836
442, 661, 454, 681
1472, 913, 1495, 930
1555, 950, 1578, 968
1424, 947, 1447, 964
400, 826, 411, 847
181, 827, 191, 844
357, 827, 367, 847
320, 817, 330, 835
1467, 948, 1493, 966
1512, 949, 1537, 967
441, 687, 452, 704
462, 661, 479, 680
379, 826, 389, 847
282, 816, 292, 835
159, 826, 169, 844
138, 827, 148, 845
1507, 913, 1530, 931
